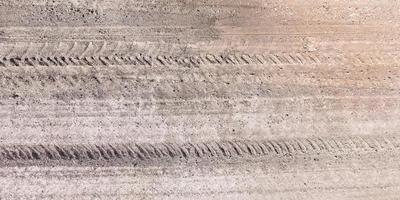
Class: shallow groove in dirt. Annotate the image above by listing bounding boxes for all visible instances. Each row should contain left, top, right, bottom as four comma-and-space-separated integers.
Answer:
0, 134, 397, 167
0, 52, 334, 67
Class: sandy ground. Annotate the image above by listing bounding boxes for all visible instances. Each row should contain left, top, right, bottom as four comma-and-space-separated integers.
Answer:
0, 0, 400, 199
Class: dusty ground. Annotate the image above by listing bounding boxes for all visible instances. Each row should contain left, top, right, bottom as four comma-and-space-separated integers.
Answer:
0, 0, 400, 199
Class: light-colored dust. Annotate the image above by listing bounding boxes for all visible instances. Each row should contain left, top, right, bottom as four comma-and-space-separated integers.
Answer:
0, 0, 400, 199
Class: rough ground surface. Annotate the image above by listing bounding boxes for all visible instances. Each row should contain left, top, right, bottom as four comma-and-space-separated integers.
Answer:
0, 0, 400, 199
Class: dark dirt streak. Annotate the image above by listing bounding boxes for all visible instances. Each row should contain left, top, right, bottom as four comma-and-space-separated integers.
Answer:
0, 135, 399, 167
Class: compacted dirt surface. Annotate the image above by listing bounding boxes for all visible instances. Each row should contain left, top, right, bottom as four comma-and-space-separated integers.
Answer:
1, 0, 400, 199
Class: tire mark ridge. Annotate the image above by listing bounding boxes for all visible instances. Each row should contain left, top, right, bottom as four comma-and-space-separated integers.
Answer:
0, 135, 399, 164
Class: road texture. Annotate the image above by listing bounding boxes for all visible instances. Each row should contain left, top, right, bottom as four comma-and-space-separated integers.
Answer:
0, 0, 400, 199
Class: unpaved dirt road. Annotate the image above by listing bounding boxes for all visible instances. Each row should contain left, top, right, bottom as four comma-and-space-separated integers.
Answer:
1, 0, 400, 199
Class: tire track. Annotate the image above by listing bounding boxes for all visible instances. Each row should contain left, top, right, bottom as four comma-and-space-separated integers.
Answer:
0, 135, 399, 166
0, 49, 398, 67
0, 52, 336, 67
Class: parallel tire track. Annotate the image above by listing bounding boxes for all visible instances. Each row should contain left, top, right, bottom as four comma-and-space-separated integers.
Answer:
0, 52, 398, 67
0, 135, 398, 165
0, 52, 336, 67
